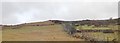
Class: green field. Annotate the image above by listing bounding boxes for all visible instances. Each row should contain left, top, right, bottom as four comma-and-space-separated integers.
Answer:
76, 25, 119, 41
76, 25, 118, 30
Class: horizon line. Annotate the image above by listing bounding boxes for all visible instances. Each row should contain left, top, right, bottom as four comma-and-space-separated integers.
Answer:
2, 17, 119, 25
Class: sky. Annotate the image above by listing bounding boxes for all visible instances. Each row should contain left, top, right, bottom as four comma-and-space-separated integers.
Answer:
1, 0, 119, 25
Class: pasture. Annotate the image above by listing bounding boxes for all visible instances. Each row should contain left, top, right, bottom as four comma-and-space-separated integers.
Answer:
2, 24, 83, 41
75, 25, 119, 41
2, 23, 119, 41
0, 26, 2, 42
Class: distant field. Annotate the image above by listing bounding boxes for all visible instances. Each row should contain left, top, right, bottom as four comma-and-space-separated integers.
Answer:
76, 25, 118, 30
76, 25, 119, 41
2, 24, 119, 41
2, 24, 84, 41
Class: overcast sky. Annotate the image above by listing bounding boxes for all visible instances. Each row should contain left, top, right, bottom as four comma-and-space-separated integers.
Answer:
1, 0, 119, 25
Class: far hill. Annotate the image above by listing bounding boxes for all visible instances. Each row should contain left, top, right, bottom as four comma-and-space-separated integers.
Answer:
2, 18, 120, 29
51, 18, 120, 27
2, 20, 55, 29
2, 20, 84, 41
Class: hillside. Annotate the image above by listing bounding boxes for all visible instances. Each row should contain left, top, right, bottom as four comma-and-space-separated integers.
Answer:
2, 18, 119, 41
51, 18, 120, 27
2, 21, 84, 41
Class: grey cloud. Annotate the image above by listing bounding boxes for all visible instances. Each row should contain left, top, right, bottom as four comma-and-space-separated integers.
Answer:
0, 2, 2, 24
2, 0, 119, 2
2, 2, 118, 25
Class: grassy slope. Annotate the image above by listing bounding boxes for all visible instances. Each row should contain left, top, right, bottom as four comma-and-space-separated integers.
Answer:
2, 24, 84, 41
2, 23, 119, 41
0, 30, 1, 42
0, 26, 2, 42
76, 25, 118, 41
76, 25, 118, 30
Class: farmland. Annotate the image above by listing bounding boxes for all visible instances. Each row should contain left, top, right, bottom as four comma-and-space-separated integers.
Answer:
2, 24, 119, 41
2, 18, 120, 41
62, 22, 119, 41
75, 25, 119, 41
2, 24, 84, 41
0, 26, 2, 42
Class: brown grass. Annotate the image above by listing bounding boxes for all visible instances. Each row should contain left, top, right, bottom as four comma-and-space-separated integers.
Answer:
2, 24, 84, 41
